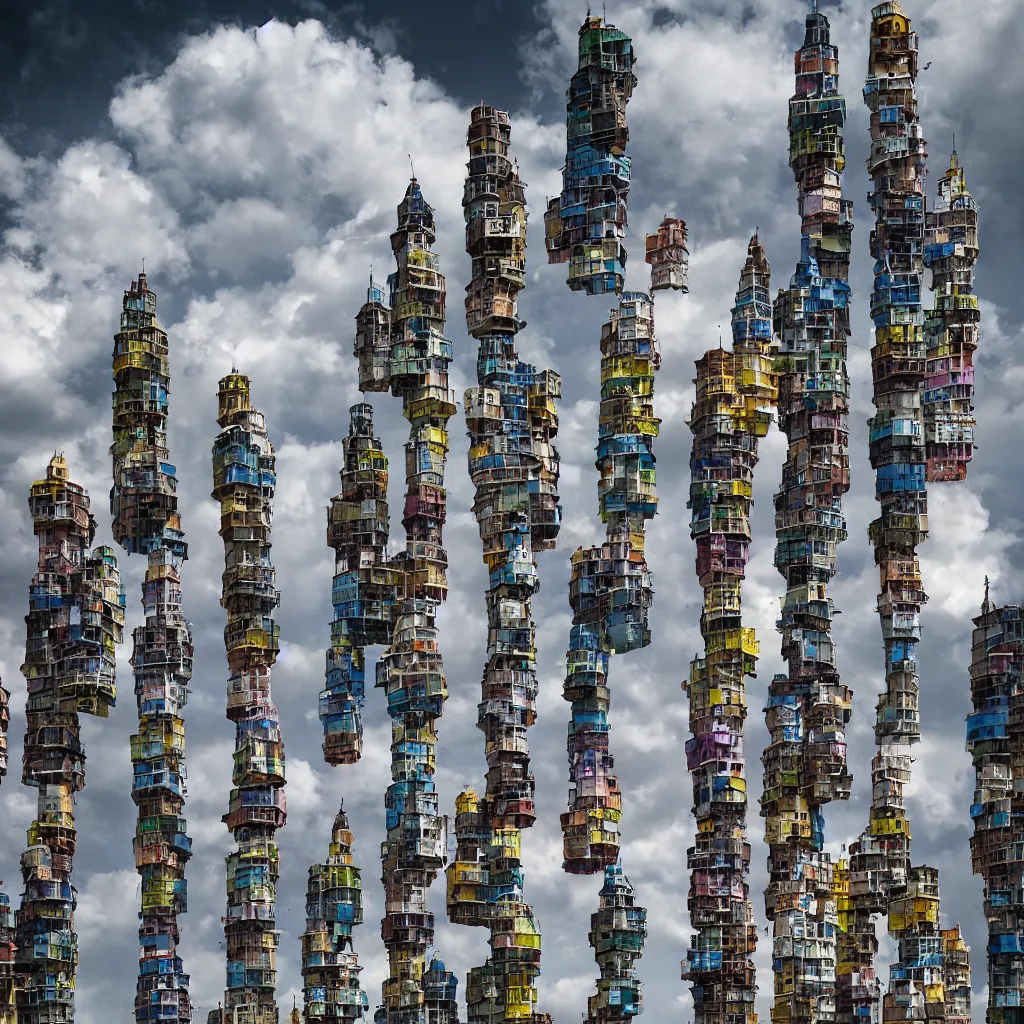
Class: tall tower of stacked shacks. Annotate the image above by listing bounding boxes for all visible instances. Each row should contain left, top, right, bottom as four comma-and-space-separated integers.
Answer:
373, 177, 457, 1024
922, 148, 979, 482
969, 586, 1024, 1023
300, 792, 368, 1020
0, 677, 8, 781
684, 237, 776, 1024
15, 455, 125, 1024
446, 103, 561, 1021
921, 111, 978, 1024
544, 14, 689, 1021
544, 15, 634, 297
327, 175, 459, 1023
933, 121, 984, 1024
838, 6, 974, 1024
303, 397, 381, 1021
1, 654, 12, 1022
765, 10, 853, 1024
110, 270, 195, 1024
209, 373, 287, 1024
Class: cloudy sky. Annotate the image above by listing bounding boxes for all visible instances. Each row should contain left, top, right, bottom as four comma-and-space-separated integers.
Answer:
1, 0, 1022, 1020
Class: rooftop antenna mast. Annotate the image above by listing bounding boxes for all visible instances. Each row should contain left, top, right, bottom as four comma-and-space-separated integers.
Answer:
408, 153, 416, 180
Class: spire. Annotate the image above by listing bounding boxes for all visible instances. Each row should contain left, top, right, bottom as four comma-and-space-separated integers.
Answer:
982, 575, 991, 615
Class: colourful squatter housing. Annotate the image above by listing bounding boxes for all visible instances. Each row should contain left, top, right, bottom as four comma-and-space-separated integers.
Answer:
766, 10, 853, 1024
969, 587, 1024, 1024
16, 456, 125, 1024
684, 237, 776, 1024
335, 175, 460, 1024
446, 103, 561, 1023
838, 6, 973, 1024
0, 9, 990, 1024
302, 398, 382, 1023
1, 548, 11, 1021
545, 15, 636, 297
546, 16, 696, 1022
209, 373, 287, 1024
111, 271, 195, 1024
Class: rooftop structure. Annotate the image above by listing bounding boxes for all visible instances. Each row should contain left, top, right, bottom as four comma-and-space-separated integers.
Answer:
447, 103, 560, 1023
684, 236, 777, 1024
765, 10, 853, 1024
16, 455, 126, 1024
209, 372, 287, 1024
111, 269, 195, 1024
645, 218, 689, 293
544, 15, 637, 295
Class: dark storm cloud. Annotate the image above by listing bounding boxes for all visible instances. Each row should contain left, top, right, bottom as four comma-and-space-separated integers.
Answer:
0, 0, 546, 158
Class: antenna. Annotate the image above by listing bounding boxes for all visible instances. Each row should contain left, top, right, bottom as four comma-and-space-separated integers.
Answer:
408, 153, 416, 180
